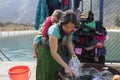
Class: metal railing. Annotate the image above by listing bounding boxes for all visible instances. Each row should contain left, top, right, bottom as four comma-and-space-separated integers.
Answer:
0, 50, 11, 61
105, 30, 120, 63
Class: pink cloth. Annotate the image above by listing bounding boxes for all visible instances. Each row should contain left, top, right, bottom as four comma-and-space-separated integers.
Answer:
75, 48, 82, 55
95, 33, 106, 43
96, 42, 103, 48
63, 0, 68, 5
42, 16, 52, 38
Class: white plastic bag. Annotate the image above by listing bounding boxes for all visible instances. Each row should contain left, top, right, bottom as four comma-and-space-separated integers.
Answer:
68, 57, 83, 78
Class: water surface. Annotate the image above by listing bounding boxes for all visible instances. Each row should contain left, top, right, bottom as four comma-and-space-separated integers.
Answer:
0, 34, 36, 61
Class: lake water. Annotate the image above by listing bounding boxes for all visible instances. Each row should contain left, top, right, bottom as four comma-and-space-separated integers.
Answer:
0, 34, 36, 61
1, 30, 120, 62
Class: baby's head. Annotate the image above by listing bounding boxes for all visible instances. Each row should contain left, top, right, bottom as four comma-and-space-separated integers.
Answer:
112, 75, 120, 80
51, 9, 63, 23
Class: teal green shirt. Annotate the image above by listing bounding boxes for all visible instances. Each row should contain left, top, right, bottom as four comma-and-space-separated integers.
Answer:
85, 21, 96, 28
48, 24, 61, 39
83, 21, 96, 32
34, 24, 72, 45
48, 24, 72, 42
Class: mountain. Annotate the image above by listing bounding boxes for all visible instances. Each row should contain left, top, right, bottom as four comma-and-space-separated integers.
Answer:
0, 0, 38, 24
0, 0, 120, 27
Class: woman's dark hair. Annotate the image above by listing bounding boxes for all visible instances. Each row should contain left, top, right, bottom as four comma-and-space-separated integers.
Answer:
58, 10, 77, 53
60, 10, 77, 25
58, 10, 77, 46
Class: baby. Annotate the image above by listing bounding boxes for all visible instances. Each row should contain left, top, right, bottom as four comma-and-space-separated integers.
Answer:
33, 9, 63, 58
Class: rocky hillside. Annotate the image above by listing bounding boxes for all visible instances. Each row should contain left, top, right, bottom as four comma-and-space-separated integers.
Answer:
0, 22, 34, 31
0, 0, 38, 24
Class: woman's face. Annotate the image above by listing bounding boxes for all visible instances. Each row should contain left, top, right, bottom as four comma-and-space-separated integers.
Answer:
63, 22, 75, 33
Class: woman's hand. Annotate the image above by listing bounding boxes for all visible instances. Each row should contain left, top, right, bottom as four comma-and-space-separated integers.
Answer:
64, 66, 75, 78
71, 53, 77, 58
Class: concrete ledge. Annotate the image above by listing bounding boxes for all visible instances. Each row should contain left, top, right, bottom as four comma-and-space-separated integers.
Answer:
0, 61, 119, 80
0, 30, 38, 38
105, 62, 120, 72
0, 61, 36, 80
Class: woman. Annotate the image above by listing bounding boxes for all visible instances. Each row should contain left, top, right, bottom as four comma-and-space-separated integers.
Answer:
36, 10, 77, 80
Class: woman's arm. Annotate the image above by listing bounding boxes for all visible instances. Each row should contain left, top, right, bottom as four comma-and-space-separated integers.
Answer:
49, 35, 74, 77
66, 35, 76, 57
49, 35, 68, 68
